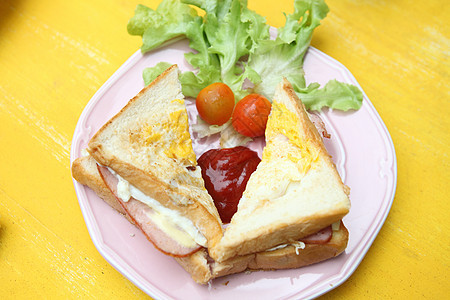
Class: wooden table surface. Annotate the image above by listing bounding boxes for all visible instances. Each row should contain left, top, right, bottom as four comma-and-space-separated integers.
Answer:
1, 0, 448, 298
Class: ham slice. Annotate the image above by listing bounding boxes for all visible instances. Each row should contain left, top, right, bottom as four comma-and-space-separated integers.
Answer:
300, 225, 333, 244
97, 165, 202, 257
308, 113, 331, 139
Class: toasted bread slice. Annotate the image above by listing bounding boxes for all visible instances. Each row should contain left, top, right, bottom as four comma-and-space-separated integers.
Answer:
72, 155, 126, 214
248, 221, 348, 271
86, 65, 222, 249
210, 78, 351, 262
210, 221, 348, 280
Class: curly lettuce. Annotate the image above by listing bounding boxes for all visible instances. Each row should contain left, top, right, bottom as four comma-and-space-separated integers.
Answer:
129, 0, 363, 111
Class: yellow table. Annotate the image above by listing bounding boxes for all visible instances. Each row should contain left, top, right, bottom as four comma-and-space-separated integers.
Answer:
1, 0, 448, 298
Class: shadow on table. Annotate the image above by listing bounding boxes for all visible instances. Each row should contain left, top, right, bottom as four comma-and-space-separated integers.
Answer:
0, 0, 26, 34
0, 219, 4, 245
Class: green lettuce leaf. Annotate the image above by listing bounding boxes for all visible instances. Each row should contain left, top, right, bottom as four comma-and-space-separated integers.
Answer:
183, 0, 270, 98
142, 62, 222, 98
297, 80, 363, 111
179, 68, 222, 97
130, 0, 364, 112
127, 0, 198, 53
181, 14, 222, 97
142, 62, 173, 85
245, 0, 329, 99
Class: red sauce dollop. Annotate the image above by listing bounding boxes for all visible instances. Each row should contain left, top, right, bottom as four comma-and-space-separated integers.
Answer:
198, 146, 261, 223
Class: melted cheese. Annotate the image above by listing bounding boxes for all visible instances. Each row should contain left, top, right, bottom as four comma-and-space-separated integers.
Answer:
332, 221, 341, 231
148, 209, 199, 248
108, 168, 207, 248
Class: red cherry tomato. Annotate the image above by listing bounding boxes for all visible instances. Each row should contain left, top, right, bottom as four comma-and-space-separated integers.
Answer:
196, 83, 235, 126
232, 94, 272, 137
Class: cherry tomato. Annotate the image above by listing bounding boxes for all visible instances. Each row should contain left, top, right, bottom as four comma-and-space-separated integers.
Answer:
232, 94, 272, 137
196, 83, 235, 126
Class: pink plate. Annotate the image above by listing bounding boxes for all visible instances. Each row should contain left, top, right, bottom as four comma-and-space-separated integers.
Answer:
70, 36, 396, 299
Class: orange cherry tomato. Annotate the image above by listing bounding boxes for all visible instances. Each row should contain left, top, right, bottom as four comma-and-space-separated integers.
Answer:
232, 94, 272, 138
196, 83, 235, 126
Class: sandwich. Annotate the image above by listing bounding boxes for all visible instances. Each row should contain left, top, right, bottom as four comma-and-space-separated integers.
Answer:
82, 65, 223, 258
71, 65, 350, 284
209, 78, 351, 262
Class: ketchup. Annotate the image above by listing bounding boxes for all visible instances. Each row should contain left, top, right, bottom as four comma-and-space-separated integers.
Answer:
198, 146, 261, 223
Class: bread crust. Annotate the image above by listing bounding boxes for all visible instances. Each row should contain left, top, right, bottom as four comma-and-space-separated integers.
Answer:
176, 222, 348, 284
71, 155, 134, 224
174, 249, 212, 284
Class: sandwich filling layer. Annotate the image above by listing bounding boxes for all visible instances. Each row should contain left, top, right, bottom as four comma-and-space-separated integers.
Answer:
107, 167, 207, 248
